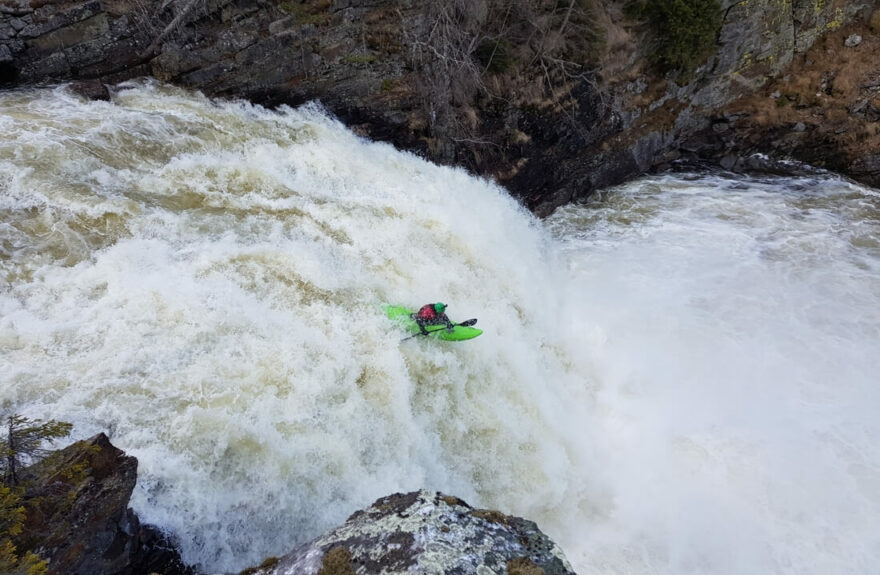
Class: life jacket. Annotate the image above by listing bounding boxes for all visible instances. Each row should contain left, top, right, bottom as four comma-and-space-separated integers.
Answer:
416, 304, 438, 320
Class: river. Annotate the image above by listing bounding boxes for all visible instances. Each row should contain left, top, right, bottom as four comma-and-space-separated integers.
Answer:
1, 82, 878, 574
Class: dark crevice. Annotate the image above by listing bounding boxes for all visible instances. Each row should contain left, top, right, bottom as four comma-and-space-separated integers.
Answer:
0, 62, 19, 85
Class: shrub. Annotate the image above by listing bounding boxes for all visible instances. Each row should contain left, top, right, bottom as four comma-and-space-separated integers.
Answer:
0, 414, 71, 575
1, 415, 72, 486
0, 486, 47, 574
626, 0, 722, 78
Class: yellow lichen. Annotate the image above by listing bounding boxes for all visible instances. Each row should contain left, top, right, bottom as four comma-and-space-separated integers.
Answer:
826, 8, 843, 30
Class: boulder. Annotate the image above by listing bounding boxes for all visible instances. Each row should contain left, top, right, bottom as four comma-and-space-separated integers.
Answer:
243, 490, 576, 575
17, 433, 192, 575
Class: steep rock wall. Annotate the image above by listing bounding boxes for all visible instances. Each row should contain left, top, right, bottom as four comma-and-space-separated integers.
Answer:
1, 0, 878, 214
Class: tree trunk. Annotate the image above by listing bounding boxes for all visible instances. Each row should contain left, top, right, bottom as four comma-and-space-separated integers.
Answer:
5, 417, 16, 485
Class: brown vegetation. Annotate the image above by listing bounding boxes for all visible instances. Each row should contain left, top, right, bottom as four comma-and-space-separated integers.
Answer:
729, 16, 880, 167
317, 546, 355, 575
406, 0, 611, 147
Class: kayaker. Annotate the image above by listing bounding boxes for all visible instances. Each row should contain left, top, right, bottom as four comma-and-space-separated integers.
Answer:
413, 302, 455, 335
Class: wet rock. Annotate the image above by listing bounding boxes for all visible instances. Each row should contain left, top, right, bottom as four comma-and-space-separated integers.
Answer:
244, 490, 577, 575
70, 78, 110, 100
850, 153, 880, 185
16, 433, 193, 575
793, 122, 806, 132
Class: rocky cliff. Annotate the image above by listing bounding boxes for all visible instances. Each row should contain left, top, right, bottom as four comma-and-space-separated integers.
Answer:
2, 0, 879, 214
15, 433, 192, 575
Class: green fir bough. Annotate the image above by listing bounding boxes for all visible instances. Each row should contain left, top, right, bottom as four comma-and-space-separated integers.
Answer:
626, 0, 723, 78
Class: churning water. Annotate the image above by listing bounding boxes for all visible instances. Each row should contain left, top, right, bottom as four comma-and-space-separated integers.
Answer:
1, 82, 878, 574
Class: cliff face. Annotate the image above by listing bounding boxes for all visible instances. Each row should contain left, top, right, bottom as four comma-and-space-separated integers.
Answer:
2, 0, 879, 214
615, 0, 880, 200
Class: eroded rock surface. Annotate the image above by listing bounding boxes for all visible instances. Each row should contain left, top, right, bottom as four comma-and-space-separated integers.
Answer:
244, 490, 576, 575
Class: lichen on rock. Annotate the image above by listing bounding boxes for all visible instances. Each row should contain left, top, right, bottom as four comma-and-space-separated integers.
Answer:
243, 490, 577, 575
16, 433, 193, 575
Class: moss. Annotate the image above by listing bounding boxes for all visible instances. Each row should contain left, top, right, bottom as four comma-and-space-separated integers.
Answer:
625, 0, 723, 78
317, 546, 355, 575
381, 79, 394, 92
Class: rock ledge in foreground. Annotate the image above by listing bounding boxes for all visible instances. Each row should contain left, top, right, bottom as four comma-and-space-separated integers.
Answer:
246, 490, 576, 575
19, 432, 193, 575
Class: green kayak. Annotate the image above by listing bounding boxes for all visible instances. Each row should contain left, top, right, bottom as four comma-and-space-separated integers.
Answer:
385, 305, 483, 341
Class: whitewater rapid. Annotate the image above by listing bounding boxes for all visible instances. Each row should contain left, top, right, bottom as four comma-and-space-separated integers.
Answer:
547, 176, 880, 574
1, 82, 878, 574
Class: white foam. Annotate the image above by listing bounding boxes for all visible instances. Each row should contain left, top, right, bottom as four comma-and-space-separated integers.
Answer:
548, 174, 880, 574
0, 82, 597, 572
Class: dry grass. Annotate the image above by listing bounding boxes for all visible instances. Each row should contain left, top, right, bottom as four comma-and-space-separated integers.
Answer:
726, 15, 880, 159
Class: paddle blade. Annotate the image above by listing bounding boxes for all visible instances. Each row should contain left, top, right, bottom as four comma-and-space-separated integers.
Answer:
458, 318, 478, 327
